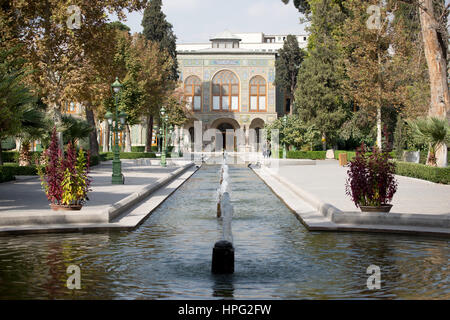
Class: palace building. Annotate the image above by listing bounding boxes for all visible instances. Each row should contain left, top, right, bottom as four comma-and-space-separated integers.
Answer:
176, 31, 307, 152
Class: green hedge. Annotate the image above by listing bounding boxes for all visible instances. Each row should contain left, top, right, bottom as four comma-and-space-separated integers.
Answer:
2, 163, 38, 175
89, 155, 100, 167
99, 152, 158, 161
0, 164, 39, 182
2, 151, 18, 163
131, 146, 145, 152
278, 150, 327, 160
334, 150, 357, 161
334, 150, 396, 161
394, 161, 450, 184
2, 151, 43, 163
0, 166, 15, 182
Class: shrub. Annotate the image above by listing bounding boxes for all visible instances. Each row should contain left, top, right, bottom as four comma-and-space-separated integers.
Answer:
89, 155, 100, 167
131, 146, 145, 152
278, 150, 327, 159
335, 150, 396, 161
2, 163, 37, 175
409, 117, 450, 166
345, 145, 398, 208
394, 161, 450, 184
37, 128, 92, 206
99, 152, 157, 160
2, 151, 42, 163
335, 150, 357, 161
60, 143, 92, 206
0, 166, 15, 182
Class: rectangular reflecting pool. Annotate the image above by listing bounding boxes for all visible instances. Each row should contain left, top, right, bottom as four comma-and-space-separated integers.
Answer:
0, 165, 448, 299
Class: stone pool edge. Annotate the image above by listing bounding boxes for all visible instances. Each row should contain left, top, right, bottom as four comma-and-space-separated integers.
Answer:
251, 165, 450, 238
0, 163, 199, 235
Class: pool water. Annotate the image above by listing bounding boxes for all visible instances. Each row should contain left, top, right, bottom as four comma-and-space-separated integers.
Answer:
0, 165, 448, 299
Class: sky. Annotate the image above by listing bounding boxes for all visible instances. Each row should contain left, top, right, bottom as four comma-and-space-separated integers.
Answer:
113, 0, 307, 43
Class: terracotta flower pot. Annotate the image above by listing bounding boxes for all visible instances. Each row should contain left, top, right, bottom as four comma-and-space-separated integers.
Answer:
50, 203, 83, 211
359, 204, 393, 213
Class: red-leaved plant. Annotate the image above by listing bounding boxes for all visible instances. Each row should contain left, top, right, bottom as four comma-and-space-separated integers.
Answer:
37, 127, 92, 207
345, 144, 398, 208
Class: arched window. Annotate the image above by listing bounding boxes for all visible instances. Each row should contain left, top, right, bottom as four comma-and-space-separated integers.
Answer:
184, 76, 202, 111
212, 70, 239, 111
249, 76, 267, 112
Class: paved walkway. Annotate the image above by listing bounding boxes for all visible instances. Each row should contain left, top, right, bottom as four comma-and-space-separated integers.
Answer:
0, 159, 188, 216
268, 160, 450, 216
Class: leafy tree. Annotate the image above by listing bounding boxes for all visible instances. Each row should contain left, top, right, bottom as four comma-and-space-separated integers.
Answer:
2, 1, 147, 151
141, 0, 180, 152
294, 0, 348, 150
393, 115, 424, 159
340, 0, 406, 150
165, 88, 190, 128
133, 33, 177, 152
281, 0, 311, 14
339, 108, 377, 147
66, 22, 126, 157
390, 2, 430, 120
265, 115, 320, 150
103, 30, 177, 152
274, 35, 305, 111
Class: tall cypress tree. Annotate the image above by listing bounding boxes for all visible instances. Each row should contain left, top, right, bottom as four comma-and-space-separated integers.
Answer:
294, 0, 348, 150
141, 0, 178, 81
274, 35, 305, 112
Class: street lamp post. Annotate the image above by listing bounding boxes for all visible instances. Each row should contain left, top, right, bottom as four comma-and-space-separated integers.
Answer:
105, 77, 128, 184
178, 126, 183, 158
282, 114, 288, 159
154, 107, 173, 167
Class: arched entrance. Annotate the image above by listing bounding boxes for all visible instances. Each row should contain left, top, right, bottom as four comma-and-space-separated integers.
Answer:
211, 118, 241, 152
249, 118, 265, 152
183, 117, 200, 152
217, 123, 234, 151
188, 127, 195, 151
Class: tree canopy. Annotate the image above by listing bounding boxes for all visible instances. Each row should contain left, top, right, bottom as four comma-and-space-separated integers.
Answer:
274, 35, 305, 108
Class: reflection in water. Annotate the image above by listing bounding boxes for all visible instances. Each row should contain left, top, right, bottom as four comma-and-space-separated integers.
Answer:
0, 165, 448, 299
211, 274, 235, 299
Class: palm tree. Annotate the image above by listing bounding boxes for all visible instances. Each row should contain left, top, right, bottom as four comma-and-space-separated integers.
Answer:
409, 117, 450, 167
61, 115, 93, 146
0, 46, 35, 165
17, 105, 50, 166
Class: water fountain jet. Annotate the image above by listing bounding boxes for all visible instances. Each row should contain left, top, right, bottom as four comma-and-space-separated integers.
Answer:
212, 154, 234, 274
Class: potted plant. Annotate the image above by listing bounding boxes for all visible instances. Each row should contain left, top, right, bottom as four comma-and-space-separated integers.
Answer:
37, 128, 91, 211
345, 144, 398, 213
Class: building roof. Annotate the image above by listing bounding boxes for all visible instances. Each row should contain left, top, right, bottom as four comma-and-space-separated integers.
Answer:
210, 30, 242, 41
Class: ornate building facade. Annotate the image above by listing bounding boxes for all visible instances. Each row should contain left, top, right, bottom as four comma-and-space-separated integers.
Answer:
177, 31, 307, 152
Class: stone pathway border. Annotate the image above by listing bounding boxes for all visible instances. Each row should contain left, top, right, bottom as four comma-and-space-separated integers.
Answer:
0, 164, 198, 235
252, 165, 450, 237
